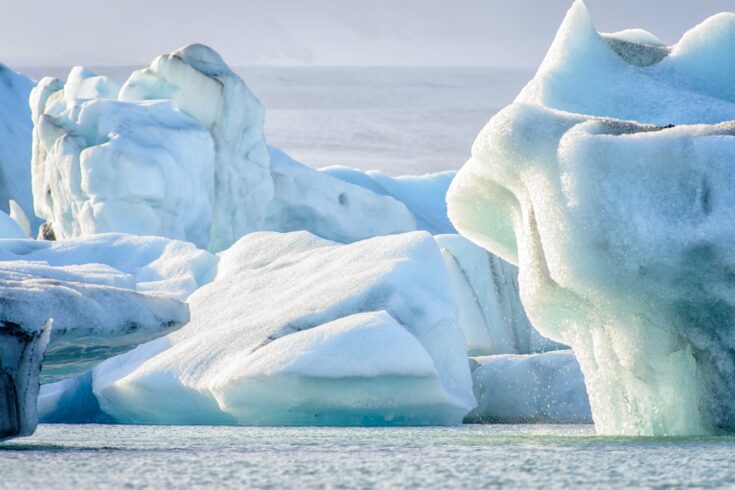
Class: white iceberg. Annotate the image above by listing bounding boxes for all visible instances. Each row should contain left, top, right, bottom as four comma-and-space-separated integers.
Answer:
466, 351, 591, 424
93, 231, 475, 426
0, 64, 40, 235
448, 1, 735, 435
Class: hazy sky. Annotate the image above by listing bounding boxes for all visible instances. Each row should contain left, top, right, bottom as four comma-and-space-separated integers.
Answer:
2, 0, 733, 68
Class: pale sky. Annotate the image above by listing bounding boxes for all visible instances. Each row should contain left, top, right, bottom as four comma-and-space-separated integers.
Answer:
2, 0, 733, 68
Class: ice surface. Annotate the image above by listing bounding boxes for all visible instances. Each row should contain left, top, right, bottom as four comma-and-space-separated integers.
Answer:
0, 261, 189, 383
435, 234, 563, 356
93, 231, 475, 426
448, 1, 735, 435
0, 64, 40, 235
323, 166, 455, 234
465, 351, 591, 424
0, 210, 26, 238
31, 72, 216, 247
265, 147, 416, 242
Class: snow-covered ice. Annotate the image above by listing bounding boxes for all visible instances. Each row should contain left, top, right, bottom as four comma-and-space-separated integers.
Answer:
92, 231, 475, 426
448, 0, 735, 435
465, 351, 591, 424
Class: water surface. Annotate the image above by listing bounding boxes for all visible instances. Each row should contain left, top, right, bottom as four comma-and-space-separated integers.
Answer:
2, 424, 734, 489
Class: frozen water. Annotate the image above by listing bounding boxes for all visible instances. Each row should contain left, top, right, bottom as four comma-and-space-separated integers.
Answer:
0, 64, 40, 235
93, 231, 475, 426
448, 1, 735, 435
466, 351, 591, 424
436, 234, 563, 356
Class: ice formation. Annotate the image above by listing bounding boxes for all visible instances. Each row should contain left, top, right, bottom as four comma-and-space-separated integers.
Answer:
436, 234, 562, 356
265, 147, 416, 242
0, 64, 40, 235
323, 166, 456, 234
0, 210, 26, 239
31, 67, 216, 248
466, 351, 591, 424
92, 231, 475, 426
448, 1, 735, 435
0, 234, 198, 439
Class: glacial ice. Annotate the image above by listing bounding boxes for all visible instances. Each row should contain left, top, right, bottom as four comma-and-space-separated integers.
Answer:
465, 351, 591, 424
265, 147, 416, 242
92, 231, 475, 426
0, 234, 197, 439
0, 64, 40, 235
323, 166, 456, 234
436, 234, 563, 356
0, 210, 26, 239
448, 0, 735, 435
31, 45, 422, 250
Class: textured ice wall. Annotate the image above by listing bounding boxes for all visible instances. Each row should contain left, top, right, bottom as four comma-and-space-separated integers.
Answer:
31, 67, 215, 248
448, 1, 735, 435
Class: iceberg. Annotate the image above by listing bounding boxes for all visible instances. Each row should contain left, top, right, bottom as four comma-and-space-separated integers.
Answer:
0, 235, 196, 439
448, 1, 735, 435
93, 231, 475, 426
31, 45, 418, 251
466, 351, 591, 424
0, 211, 26, 239
0, 64, 40, 235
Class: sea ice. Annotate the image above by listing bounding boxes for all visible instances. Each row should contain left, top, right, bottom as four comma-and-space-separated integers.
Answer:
93, 231, 475, 426
448, 0, 735, 435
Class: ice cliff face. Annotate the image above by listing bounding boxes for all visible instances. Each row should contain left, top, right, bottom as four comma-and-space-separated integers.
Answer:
448, 0, 735, 435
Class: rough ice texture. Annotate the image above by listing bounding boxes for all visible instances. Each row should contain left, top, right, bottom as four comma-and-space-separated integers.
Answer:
435, 234, 563, 356
0, 319, 50, 440
265, 147, 416, 242
323, 166, 456, 234
93, 231, 475, 426
0, 64, 41, 235
465, 351, 591, 424
448, 1, 735, 435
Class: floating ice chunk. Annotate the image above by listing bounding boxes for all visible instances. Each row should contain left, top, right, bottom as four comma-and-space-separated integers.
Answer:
121, 44, 274, 251
94, 231, 475, 426
323, 166, 456, 234
448, 2, 735, 435
0, 64, 41, 235
265, 147, 416, 242
465, 351, 591, 424
436, 234, 563, 356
